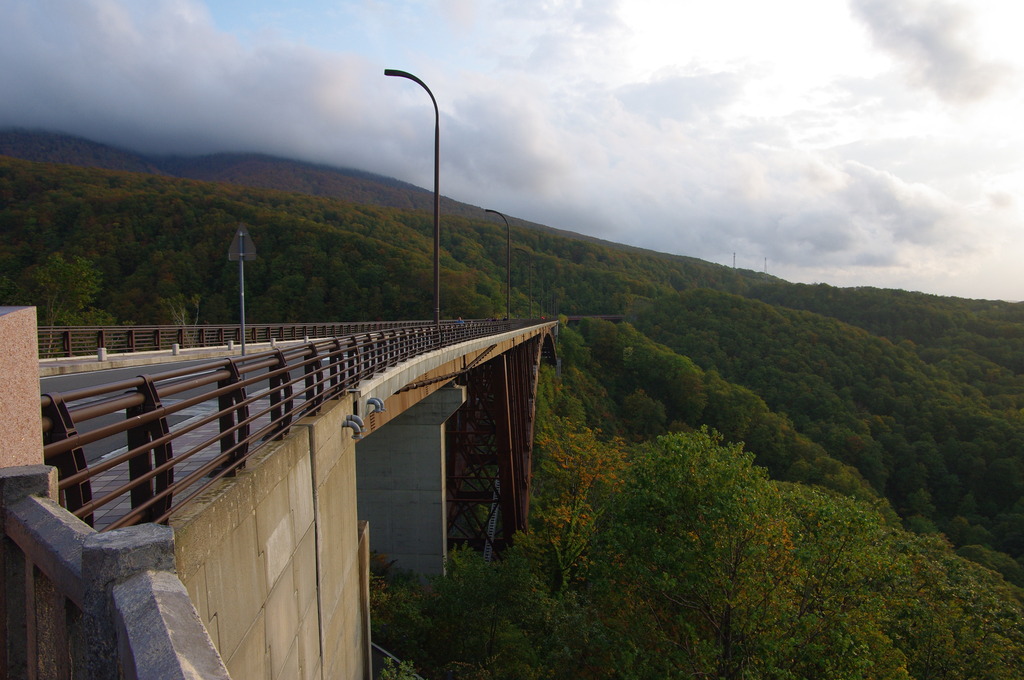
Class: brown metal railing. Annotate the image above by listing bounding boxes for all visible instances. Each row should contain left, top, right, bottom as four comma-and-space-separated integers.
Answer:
41, 319, 539, 531
36, 321, 436, 359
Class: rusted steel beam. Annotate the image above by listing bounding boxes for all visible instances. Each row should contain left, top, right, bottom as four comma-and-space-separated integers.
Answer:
446, 331, 555, 557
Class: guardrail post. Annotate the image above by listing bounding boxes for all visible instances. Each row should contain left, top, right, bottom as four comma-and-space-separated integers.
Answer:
125, 376, 174, 523
41, 393, 94, 525
217, 359, 250, 474
268, 349, 294, 437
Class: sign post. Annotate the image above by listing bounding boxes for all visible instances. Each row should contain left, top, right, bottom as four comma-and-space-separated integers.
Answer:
228, 223, 256, 355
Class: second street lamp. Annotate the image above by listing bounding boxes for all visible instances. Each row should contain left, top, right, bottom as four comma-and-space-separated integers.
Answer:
515, 246, 534, 318
385, 68, 441, 326
484, 208, 512, 319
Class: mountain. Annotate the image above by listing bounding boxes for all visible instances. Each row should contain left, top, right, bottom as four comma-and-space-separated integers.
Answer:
0, 128, 448, 211
0, 129, 165, 174
0, 128, 694, 257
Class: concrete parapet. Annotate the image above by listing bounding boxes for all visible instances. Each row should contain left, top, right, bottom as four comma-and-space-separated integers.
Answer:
0, 307, 43, 467
113, 570, 230, 680
1, 465, 227, 679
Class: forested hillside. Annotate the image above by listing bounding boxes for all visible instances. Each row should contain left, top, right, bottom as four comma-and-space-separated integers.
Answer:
0, 128, 666, 245
0, 155, 760, 324
369, 351, 1024, 679
4, 146, 1024, 677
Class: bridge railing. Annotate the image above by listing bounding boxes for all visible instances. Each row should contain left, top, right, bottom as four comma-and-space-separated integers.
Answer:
36, 321, 436, 359
40, 319, 540, 532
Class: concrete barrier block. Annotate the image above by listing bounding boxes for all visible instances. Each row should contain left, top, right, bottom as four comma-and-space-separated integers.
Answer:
287, 450, 314, 539
278, 641, 301, 680
265, 562, 299, 679
225, 609, 266, 680
257, 477, 295, 589
112, 570, 229, 680
297, 607, 321, 680
172, 477, 244, 583
306, 397, 350, 479
180, 563, 212, 638
315, 480, 359, 644
292, 526, 317, 616
323, 573, 363, 680
205, 514, 264, 660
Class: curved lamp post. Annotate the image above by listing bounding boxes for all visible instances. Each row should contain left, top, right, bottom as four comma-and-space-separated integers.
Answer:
515, 246, 533, 318
484, 209, 512, 319
385, 68, 441, 325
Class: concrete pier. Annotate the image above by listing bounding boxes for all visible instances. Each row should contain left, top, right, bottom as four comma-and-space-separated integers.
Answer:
356, 386, 467, 576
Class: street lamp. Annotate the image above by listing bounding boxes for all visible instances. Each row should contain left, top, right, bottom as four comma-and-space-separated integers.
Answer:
515, 246, 533, 318
484, 209, 511, 319
385, 68, 441, 326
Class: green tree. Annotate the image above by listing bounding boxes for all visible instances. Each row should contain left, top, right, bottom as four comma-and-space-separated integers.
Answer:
594, 430, 908, 679
161, 292, 201, 327
887, 534, 1024, 679
520, 417, 628, 591
621, 388, 666, 439
29, 252, 112, 325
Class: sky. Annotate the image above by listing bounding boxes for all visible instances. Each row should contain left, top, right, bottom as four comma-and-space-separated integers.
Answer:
2, 0, 1023, 301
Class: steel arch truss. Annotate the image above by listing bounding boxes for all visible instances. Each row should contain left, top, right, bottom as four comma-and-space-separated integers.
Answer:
446, 335, 549, 558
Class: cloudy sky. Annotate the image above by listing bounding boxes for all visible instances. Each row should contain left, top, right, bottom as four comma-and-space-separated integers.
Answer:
3, 0, 1023, 300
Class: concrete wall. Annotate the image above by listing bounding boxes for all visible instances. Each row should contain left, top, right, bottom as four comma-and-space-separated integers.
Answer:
356, 386, 466, 577
0, 307, 42, 467
172, 395, 370, 680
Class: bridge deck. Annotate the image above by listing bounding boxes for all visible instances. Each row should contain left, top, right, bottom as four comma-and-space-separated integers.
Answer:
40, 320, 556, 532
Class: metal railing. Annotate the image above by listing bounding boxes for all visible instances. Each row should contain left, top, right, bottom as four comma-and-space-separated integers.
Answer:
36, 321, 435, 359
41, 319, 538, 531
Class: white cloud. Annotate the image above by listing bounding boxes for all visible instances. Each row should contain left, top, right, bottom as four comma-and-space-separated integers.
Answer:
850, 0, 1013, 104
1, 0, 1023, 299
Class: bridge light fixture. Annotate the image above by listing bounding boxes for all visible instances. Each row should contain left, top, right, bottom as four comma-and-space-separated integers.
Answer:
484, 209, 512, 320
385, 68, 441, 326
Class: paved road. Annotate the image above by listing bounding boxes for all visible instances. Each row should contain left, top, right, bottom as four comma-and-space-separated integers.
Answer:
40, 358, 216, 393
40, 357, 244, 464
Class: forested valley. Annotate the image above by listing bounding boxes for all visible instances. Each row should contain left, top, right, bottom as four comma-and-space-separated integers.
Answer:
3, 148, 1024, 678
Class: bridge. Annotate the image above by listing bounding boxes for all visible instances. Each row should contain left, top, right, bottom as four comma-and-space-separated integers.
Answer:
1, 307, 558, 679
